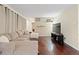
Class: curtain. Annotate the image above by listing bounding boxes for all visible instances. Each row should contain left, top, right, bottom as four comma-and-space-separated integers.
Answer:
0, 5, 26, 34
8, 9, 13, 33
22, 18, 26, 30
12, 11, 16, 32
15, 13, 18, 31
17, 15, 26, 31
18, 15, 22, 30
0, 5, 6, 34
5, 7, 18, 33
5, 7, 9, 33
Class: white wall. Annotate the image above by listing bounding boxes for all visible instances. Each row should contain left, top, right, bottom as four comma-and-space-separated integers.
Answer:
32, 22, 53, 36
58, 5, 79, 50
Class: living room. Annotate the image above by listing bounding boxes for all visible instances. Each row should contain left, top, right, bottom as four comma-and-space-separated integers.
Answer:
0, 4, 79, 55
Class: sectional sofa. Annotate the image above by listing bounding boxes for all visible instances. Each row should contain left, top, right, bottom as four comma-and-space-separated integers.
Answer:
0, 30, 38, 55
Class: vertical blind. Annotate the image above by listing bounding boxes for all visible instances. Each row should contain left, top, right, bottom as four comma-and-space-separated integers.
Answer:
0, 5, 26, 34
5, 7, 10, 33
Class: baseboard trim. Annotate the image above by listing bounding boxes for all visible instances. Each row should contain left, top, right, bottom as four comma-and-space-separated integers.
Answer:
64, 41, 79, 51
39, 35, 51, 37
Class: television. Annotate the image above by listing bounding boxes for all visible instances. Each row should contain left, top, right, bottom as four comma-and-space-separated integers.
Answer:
53, 23, 61, 34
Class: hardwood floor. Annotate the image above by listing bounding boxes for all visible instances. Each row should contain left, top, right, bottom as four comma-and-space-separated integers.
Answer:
38, 36, 79, 55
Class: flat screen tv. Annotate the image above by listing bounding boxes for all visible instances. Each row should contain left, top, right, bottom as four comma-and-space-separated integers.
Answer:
53, 23, 61, 34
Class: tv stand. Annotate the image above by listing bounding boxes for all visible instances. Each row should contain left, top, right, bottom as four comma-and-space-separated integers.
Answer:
51, 33, 64, 45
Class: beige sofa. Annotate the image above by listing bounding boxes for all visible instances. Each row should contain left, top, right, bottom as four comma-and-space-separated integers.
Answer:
0, 30, 38, 55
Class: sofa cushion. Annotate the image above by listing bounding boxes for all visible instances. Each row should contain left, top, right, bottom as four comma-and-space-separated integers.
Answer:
0, 36, 9, 43
24, 31, 29, 35
10, 32, 18, 40
16, 30, 23, 37
0, 33, 12, 41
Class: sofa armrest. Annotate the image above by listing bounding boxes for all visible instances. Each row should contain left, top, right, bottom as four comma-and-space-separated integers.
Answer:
0, 41, 15, 55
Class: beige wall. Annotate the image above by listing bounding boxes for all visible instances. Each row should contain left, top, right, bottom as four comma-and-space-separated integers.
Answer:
59, 5, 79, 50
32, 22, 53, 36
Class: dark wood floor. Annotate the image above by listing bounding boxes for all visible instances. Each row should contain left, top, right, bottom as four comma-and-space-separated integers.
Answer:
38, 36, 79, 55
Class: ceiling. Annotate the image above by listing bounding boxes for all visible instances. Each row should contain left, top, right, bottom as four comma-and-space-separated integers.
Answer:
8, 4, 75, 17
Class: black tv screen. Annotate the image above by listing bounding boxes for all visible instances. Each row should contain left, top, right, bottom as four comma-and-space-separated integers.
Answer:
53, 23, 61, 34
